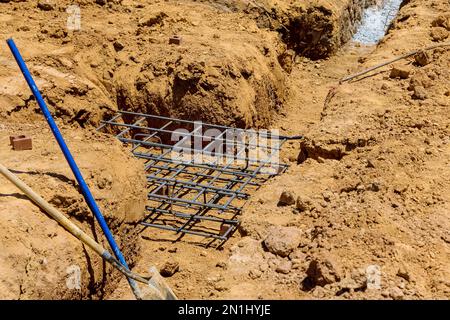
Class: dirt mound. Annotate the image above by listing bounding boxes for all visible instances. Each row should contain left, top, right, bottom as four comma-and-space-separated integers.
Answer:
0, 0, 289, 128
111, 1, 287, 128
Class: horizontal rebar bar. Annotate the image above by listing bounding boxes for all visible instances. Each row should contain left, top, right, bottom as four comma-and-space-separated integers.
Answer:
98, 110, 297, 244
101, 119, 284, 152
116, 110, 302, 140
116, 116, 146, 139
145, 206, 239, 224
140, 222, 229, 240
135, 152, 282, 178
131, 120, 173, 153
119, 137, 281, 166
146, 176, 249, 199
147, 193, 240, 211
145, 163, 263, 186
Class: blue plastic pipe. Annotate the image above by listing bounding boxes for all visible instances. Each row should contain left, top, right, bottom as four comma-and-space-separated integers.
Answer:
6, 38, 141, 299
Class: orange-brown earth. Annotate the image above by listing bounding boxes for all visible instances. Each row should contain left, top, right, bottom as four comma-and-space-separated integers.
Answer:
0, 0, 449, 300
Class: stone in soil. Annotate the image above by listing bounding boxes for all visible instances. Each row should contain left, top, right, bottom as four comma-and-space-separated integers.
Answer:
430, 27, 449, 42
389, 286, 405, 300
37, 0, 55, 11
160, 261, 180, 277
431, 15, 450, 30
296, 195, 315, 212
397, 266, 412, 282
263, 226, 302, 257
113, 40, 125, 52
304, 253, 342, 288
390, 65, 411, 79
412, 86, 428, 100
289, 249, 307, 261
249, 269, 262, 279
278, 191, 296, 206
276, 260, 292, 274
414, 51, 432, 66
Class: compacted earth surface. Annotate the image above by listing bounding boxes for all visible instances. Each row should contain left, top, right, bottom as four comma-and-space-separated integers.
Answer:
0, 0, 449, 300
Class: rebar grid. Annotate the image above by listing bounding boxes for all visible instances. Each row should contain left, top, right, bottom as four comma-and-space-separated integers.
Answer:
98, 110, 301, 246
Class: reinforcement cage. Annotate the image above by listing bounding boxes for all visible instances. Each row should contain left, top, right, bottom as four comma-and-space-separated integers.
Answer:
98, 110, 300, 247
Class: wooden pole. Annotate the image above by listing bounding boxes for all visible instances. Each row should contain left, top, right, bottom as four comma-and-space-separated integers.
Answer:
341, 42, 450, 83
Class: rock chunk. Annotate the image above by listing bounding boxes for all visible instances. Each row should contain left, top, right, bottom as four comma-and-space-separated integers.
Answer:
390, 65, 411, 79
389, 286, 404, 300
412, 86, 428, 100
278, 50, 295, 73
432, 15, 450, 31
37, 0, 55, 11
278, 191, 296, 206
397, 266, 412, 282
160, 261, 179, 277
430, 27, 449, 42
296, 195, 314, 212
138, 11, 168, 27
113, 40, 125, 52
263, 226, 302, 257
289, 249, 307, 261
249, 269, 262, 279
276, 260, 292, 274
304, 254, 342, 287
414, 51, 431, 67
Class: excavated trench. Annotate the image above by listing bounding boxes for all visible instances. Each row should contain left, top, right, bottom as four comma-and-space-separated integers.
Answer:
0, 0, 406, 300
278, 0, 381, 59
106, 1, 405, 134
289, 0, 405, 164
94, 0, 406, 300
244, 0, 404, 59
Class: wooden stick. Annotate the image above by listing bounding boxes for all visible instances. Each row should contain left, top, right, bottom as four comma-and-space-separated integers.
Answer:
0, 161, 178, 300
0, 162, 107, 256
341, 42, 450, 83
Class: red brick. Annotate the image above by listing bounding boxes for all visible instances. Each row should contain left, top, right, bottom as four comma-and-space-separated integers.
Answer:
9, 135, 22, 145
169, 35, 182, 45
11, 135, 32, 151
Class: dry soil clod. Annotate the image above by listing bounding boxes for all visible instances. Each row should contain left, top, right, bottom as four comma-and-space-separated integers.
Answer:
160, 261, 180, 277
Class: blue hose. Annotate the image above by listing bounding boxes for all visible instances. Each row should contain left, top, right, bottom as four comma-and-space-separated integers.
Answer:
6, 38, 141, 299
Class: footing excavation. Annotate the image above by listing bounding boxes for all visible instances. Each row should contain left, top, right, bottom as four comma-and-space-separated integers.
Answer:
98, 110, 302, 247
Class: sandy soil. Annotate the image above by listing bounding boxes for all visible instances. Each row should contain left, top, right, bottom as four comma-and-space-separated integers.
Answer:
0, 121, 146, 299
0, 0, 449, 300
